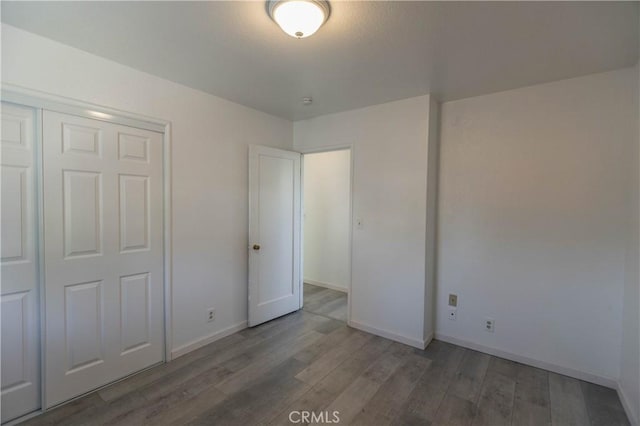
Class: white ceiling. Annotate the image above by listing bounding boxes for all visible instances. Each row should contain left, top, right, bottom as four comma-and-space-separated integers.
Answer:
2, 1, 638, 120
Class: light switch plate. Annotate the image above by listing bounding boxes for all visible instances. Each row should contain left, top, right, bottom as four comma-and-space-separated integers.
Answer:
448, 294, 458, 307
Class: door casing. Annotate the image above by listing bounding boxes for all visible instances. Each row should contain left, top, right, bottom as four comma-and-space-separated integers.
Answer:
299, 145, 354, 325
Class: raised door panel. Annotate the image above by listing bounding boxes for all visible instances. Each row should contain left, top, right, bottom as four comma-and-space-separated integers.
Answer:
1, 292, 30, 391
258, 155, 295, 304
119, 175, 149, 252
63, 171, 102, 258
120, 273, 150, 354
118, 133, 149, 163
1, 108, 31, 150
62, 123, 102, 157
1, 166, 28, 263
65, 281, 104, 373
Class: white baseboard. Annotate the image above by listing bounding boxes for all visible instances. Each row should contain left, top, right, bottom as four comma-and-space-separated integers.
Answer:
304, 279, 348, 293
349, 319, 424, 349
170, 320, 248, 360
423, 332, 434, 350
617, 382, 640, 426
4, 409, 43, 426
434, 332, 618, 389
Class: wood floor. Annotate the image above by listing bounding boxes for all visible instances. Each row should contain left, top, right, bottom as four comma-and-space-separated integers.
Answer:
21, 286, 629, 426
302, 283, 348, 321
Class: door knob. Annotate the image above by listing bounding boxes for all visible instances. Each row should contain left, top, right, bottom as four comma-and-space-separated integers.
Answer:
253, 244, 261, 250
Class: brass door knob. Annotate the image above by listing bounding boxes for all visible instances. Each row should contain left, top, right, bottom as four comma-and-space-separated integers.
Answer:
253, 244, 261, 250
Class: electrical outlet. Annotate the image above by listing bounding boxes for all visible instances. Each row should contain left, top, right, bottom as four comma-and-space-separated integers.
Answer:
484, 318, 494, 332
448, 294, 458, 307
207, 308, 216, 323
448, 308, 457, 321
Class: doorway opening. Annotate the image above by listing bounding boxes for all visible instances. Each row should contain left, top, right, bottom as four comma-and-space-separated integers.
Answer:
301, 148, 352, 323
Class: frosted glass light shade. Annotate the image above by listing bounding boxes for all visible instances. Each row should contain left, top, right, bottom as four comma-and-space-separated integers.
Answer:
269, 0, 330, 39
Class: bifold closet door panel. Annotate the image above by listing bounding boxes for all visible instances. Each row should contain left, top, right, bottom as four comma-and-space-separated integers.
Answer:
1, 103, 41, 422
42, 110, 164, 408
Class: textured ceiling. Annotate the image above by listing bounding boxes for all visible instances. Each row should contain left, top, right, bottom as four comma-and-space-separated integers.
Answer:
2, 1, 638, 120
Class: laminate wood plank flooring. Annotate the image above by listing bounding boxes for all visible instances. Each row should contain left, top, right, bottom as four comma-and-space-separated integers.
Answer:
21, 291, 630, 426
303, 283, 348, 321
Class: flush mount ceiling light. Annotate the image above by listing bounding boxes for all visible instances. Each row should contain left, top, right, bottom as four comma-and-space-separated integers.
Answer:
267, 0, 330, 39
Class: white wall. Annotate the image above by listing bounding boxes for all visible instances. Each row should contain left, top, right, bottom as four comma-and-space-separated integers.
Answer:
303, 150, 351, 292
1, 24, 293, 355
437, 68, 638, 385
618, 61, 640, 426
294, 95, 438, 348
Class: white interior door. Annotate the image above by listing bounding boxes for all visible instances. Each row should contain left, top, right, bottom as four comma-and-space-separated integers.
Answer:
1, 103, 41, 422
43, 111, 164, 408
248, 145, 301, 327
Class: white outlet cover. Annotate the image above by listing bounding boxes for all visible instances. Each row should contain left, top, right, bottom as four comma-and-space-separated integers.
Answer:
485, 318, 495, 332
448, 308, 457, 321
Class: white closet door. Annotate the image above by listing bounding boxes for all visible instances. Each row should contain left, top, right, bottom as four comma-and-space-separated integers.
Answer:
43, 111, 164, 408
1, 103, 41, 422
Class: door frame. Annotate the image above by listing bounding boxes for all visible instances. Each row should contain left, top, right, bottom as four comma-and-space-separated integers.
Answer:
299, 144, 354, 325
1, 84, 173, 412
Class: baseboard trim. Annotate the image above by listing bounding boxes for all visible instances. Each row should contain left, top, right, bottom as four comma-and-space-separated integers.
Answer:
617, 382, 640, 426
434, 332, 618, 389
349, 319, 424, 349
170, 320, 248, 360
4, 409, 43, 426
423, 332, 434, 350
304, 279, 348, 293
